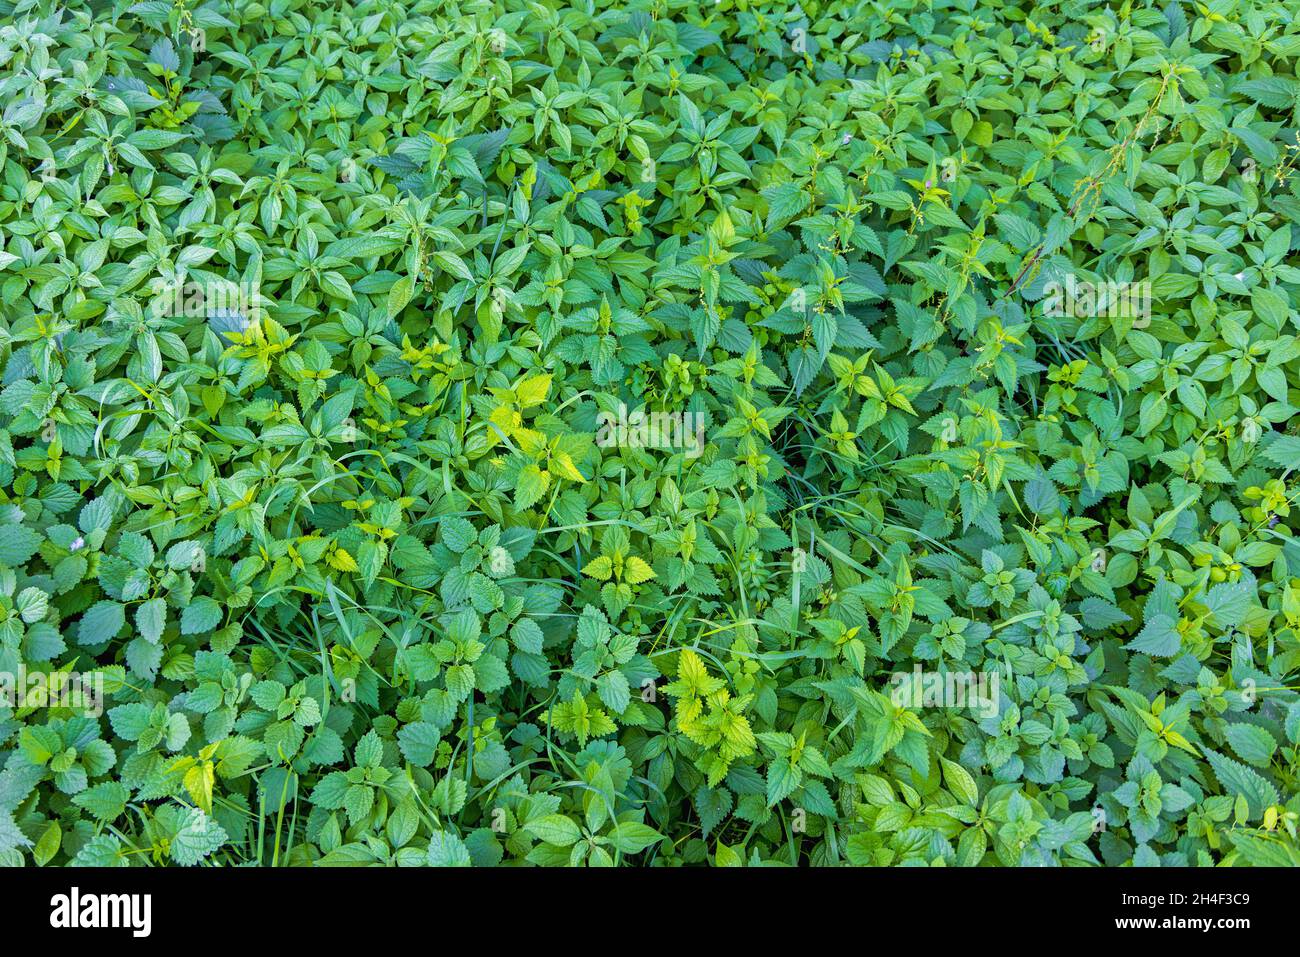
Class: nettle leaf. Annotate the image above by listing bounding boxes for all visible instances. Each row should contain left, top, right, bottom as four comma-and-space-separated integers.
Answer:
397, 722, 441, 767
136, 598, 167, 644
427, 830, 473, 866
169, 808, 228, 865
787, 346, 822, 395
72, 782, 130, 822
1224, 724, 1277, 768
0, 522, 42, 565
1260, 434, 1300, 468
181, 598, 223, 635
78, 601, 125, 645
1125, 614, 1181, 657
1204, 749, 1280, 820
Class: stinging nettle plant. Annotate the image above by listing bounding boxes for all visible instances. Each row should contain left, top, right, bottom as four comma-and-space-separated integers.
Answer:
0, 0, 1296, 869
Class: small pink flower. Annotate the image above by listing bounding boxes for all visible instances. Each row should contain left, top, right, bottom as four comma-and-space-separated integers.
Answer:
841, 133, 851, 145
924, 180, 932, 189
69, 536, 84, 552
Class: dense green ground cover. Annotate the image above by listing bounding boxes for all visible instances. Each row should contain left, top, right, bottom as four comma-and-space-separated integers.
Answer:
1, 0, 1300, 867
